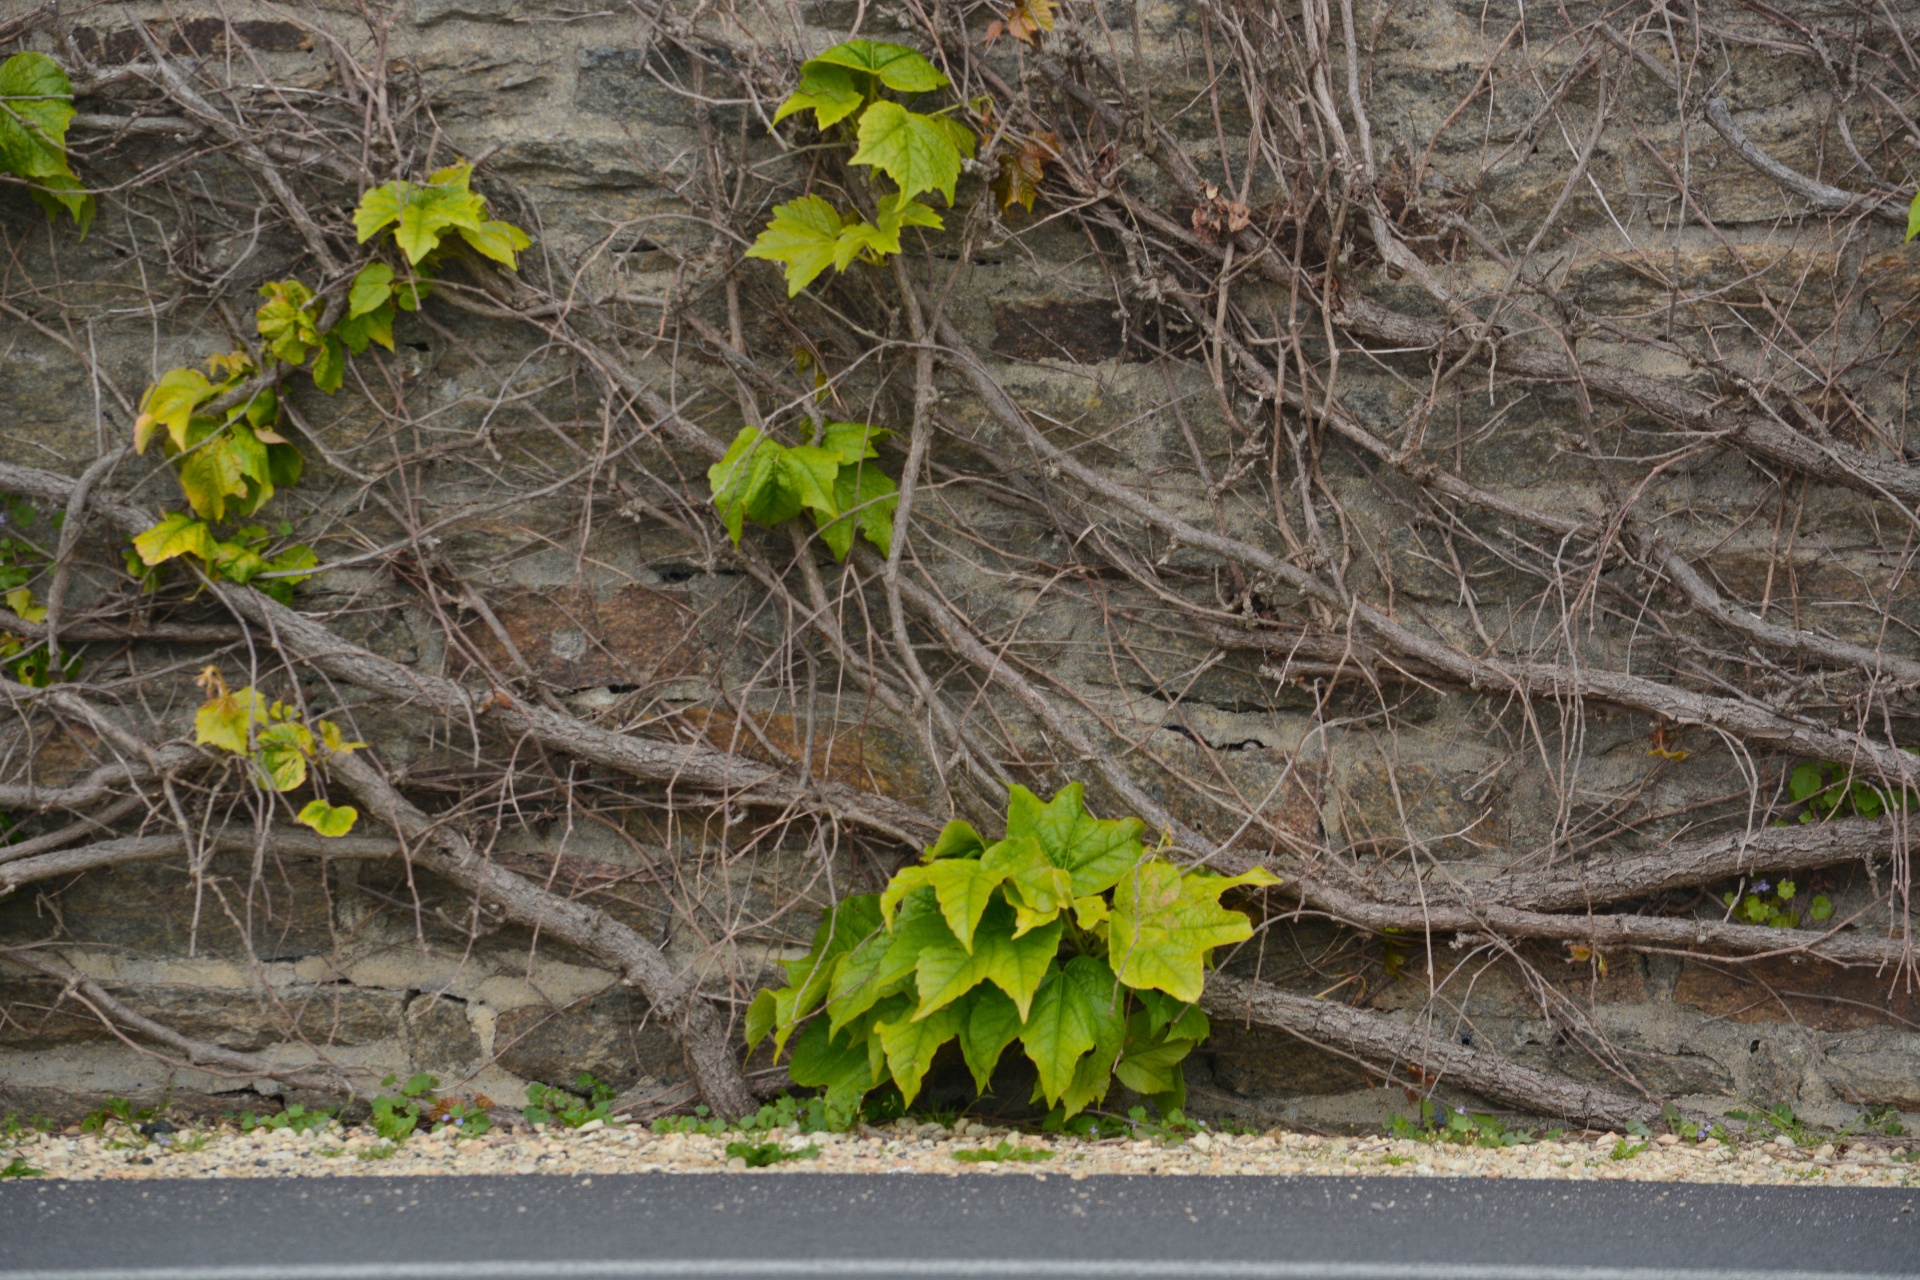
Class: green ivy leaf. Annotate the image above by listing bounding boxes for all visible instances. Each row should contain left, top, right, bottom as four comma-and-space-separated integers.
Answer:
1809, 893, 1833, 922
1909, 188, 1920, 243
1005, 782, 1147, 897
1789, 761, 1824, 803
355, 162, 489, 265
350, 262, 395, 317
745, 195, 846, 296
875, 996, 968, 1107
132, 513, 218, 568
1113, 1010, 1195, 1097
832, 192, 944, 268
806, 40, 949, 93
1020, 955, 1123, 1108
257, 280, 320, 365
817, 460, 897, 560
0, 52, 92, 231
773, 62, 865, 130
311, 334, 347, 393
295, 799, 359, 837
194, 684, 268, 754
333, 303, 396, 356
959, 985, 1022, 1092
827, 906, 935, 1035
850, 101, 967, 205
924, 819, 987, 861
256, 721, 313, 792
1108, 863, 1279, 1001
788, 1017, 876, 1113
134, 366, 220, 455
457, 219, 532, 269
760, 894, 883, 1057
914, 899, 1062, 1020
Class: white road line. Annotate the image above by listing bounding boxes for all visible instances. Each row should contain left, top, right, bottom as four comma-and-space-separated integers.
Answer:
0, 1261, 1905, 1280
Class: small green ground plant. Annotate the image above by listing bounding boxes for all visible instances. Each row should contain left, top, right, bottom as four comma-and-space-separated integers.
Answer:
238, 1103, 334, 1135
952, 1140, 1051, 1163
725, 1138, 822, 1167
525, 1073, 618, 1129
367, 1072, 439, 1143
748, 783, 1277, 1121
1721, 874, 1831, 930
1388, 1102, 1543, 1149
653, 1092, 854, 1137
1, 1156, 42, 1178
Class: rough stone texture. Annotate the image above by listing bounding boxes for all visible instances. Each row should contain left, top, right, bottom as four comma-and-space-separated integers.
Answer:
0, 0, 1916, 1133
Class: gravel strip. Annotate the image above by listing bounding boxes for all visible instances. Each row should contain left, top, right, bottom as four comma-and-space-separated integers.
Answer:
7, 1120, 1919, 1185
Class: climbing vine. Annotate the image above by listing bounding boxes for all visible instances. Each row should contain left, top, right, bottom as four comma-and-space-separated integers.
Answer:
0, 51, 91, 232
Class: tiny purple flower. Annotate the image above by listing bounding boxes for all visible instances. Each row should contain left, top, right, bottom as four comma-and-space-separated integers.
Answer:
1755, 880, 1771, 894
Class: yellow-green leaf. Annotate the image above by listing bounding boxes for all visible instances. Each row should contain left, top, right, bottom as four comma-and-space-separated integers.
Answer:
959, 985, 1022, 1092
134, 367, 217, 454
317, 720, 366, 754
457, 219, 531, 269
923, 856, 1003, 952
195, 685, 268, 754
914, 900, 1061, 1020
256, 279, 318, 365
295, 799, 359, 837
0, 53, 92, 231
4, 587, 45, 624
806, 40, 949, 93
745, 195, 846, 296
1108, 862, 1279, 1001
1005, 782, 1146, 897
850, 101, 966, 205
256, 721, 313, 792
349, 261, 394, 317
773, 62, 864, 130
132, 513, 218, 568
876, 997, 966, 1108
924, 818, 986, 861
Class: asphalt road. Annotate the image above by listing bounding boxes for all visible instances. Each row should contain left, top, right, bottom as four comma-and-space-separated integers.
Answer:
2, 1173, 1916, 1280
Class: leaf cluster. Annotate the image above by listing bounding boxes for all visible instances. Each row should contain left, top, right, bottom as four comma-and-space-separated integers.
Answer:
725, 1138, 821, 1166
238, 1103, 335, 1135
191, 666, 363, 837
1720, 874, 1831, 930
951, 1139, 1051, 1163
0, 52, 92, 231
709, 421, 898, 558
1788, 758, 1916, 823
748, 783, 1277, 1121
129, 353, 317, 601
1387, 1101, 1543, 1148
750, 41, 974, 294
525, 1073, 618, 1129
368, 1072, 439, 1143
0, 502, 82, 687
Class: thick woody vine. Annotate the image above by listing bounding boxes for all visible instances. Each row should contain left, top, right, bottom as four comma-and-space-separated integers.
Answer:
0, 0, 1918, 1133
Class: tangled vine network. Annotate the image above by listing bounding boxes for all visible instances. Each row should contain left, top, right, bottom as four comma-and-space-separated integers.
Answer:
2, 0, 1920, 1129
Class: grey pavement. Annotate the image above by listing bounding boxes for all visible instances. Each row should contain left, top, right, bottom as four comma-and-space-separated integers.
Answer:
2, 1174, 1916, 1280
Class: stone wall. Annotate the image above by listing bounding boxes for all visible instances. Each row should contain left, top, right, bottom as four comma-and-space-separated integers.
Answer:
2, 0, 1918, 1131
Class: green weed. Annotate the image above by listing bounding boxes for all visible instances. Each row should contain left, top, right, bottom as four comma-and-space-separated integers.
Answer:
525, 1073, 617, 1130
2, 1156, 42, 1178
953, 1141, 1052, 1164
726, 1139, 820, 1168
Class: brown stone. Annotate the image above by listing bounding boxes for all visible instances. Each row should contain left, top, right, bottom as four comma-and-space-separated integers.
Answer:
0, 976, 399, 1052
1672, 956, 1920, 1031
74, 19, 311, 65
1207, 1020, 1375, 1097
991, 301, 1128, 364
468, 584, 706, 690
680, 707, 929, 804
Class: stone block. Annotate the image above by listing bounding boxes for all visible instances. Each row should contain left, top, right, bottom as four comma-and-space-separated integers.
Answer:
1206, 1021, 1375, 1097
1826, 1032, 1920, 1111
404, 993, 483, 1076
466, 583, 707, 691
1673, 957, 1920, 1032
493, 989, 681, 1089
577, 45, 740, 129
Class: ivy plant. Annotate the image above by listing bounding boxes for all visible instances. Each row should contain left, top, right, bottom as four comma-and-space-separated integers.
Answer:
192, 666, 363, 836
129, 352, 317, 601
0, 499, 83, 687
1722, 876, 1832, 930
747, 783, 1277, 1120
0, 52, 92, 232
1788, 758, 1916, 823
750, 40, 974, 294
129, 162, 529, 598
708, 420, 898, 558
